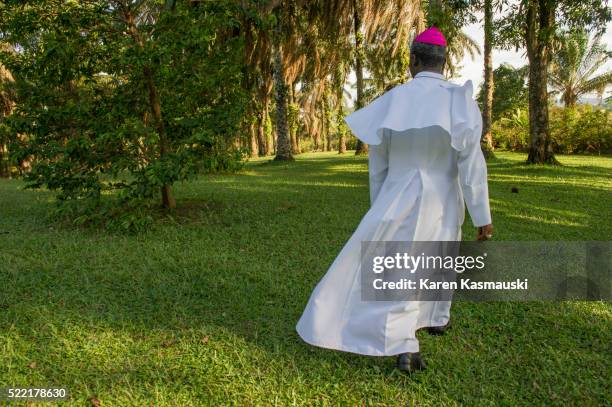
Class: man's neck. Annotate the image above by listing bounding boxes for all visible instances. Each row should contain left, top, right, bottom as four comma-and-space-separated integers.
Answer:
414, 70, 445, 80
415, 68, 443, 75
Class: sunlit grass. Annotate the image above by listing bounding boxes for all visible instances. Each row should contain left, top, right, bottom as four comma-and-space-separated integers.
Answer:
0, 151, 610, 405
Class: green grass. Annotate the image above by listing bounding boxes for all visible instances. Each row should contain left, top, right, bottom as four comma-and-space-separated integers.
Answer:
0, 151, 610, 406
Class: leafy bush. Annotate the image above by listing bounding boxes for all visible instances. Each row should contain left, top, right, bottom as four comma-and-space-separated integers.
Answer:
0, 1, 248, 217
492, 105, 611, 154
492, 108, 530, 151
549, 105, 612, 154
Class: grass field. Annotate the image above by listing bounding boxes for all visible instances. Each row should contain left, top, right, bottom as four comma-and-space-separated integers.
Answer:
0, 151, 610, 406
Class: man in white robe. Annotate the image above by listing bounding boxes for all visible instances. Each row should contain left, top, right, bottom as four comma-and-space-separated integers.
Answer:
296, 27, 493, 373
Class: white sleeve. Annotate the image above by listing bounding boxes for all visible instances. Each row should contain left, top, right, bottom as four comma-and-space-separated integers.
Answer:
457, 108, 492, 227
368, 129, 389, 205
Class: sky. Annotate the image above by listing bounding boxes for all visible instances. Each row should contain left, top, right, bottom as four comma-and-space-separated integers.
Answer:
456, 13, 612, 101
347, 12, 611, 104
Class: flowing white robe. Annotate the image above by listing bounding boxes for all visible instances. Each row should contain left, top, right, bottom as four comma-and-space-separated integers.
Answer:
296, 71, 492, 356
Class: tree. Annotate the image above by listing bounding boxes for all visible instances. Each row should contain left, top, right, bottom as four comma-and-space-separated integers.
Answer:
427, 0, 480, 78
334, 61, 350, 153
481, 0, 495, 156
245, 0, 318, 161
0, 1, 247, 214
319, 0, 421, 155
524, 0, 558, 164
0, 44, 14, 178
352, 0, 368, 155
271, 5, 293, 161
549, 30, 612, 107
477, 63, 529, 121
496, 0, 610, 164
238, 0, 276, 157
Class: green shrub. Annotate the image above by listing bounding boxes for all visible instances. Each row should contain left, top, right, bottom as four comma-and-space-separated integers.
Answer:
492, 105, 611, 154
0, 1, 248, 220
492, 108, 530, 151
549, 105, 612, 154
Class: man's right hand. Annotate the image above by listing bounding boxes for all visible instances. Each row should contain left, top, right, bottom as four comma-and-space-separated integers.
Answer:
477, 224, 493, 241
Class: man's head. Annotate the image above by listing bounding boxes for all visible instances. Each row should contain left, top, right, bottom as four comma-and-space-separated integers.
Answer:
409, 27, 447, 77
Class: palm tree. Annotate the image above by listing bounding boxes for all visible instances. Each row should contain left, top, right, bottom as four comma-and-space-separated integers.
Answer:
427, 0, 481, 79
333, 60, 351, 153
0, 44, 15, 178
319, 0, 422, 155
444, 30, 481, 78
281, 1, 347, 155
352, 0, 367, 155
271, 5, 294, 161
523, 0, 557, 164
481, 0, 495, 156
240, 0, 302, 161
549, 30, 611, 107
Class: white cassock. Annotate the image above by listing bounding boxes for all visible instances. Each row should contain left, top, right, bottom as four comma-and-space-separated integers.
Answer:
296, 71, 492, 356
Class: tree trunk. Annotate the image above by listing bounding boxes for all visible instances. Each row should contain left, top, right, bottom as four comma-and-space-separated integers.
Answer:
144, 66, 176, 208
126, 10, 176, 207
264, 100, 271, 155
481, 0, 495, 159
249, 121, 258, 158
272, 9, 293, 161
563, 90, 576, 107
321, 98, 328, 152
337, 105, 347, 154
332, 62, 347, 154
352, 0, 368, 155
272, 129, 277, 155
288, 83, 299, 154
338, 132, 346, 154
257, 103, 268, 156
525, 0, 557, 164
0, 143, 10, 178
317, 98, 325, 152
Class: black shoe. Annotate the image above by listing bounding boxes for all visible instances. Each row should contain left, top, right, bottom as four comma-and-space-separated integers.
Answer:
425, 320, 451, 336
396, 352, 426, 373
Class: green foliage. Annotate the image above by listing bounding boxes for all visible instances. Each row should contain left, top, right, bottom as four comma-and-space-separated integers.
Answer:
427, 0, 478, 38
493, 105, 612, 154
549, 105, 612, 154
492, 108, 530, 151
549, 29, 612, 107
0, 0, 248, 215
287, 101, 300, 139
494, 1, 611, 51
477, 63, 528, 121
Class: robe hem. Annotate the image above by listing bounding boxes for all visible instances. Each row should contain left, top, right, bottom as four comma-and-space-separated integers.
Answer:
296, 331, 418, 356
296, 317, 449, 357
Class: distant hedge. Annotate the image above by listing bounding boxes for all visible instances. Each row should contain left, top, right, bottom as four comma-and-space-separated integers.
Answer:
493, 105, 612, 154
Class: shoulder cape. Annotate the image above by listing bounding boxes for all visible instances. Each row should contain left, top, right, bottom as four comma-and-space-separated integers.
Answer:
343, 79, 481, 152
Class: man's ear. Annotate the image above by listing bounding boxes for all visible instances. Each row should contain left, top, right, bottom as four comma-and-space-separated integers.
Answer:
410, 56, 418, 68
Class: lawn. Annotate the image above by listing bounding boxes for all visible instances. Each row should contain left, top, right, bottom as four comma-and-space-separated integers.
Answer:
0, 151, 610, 406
